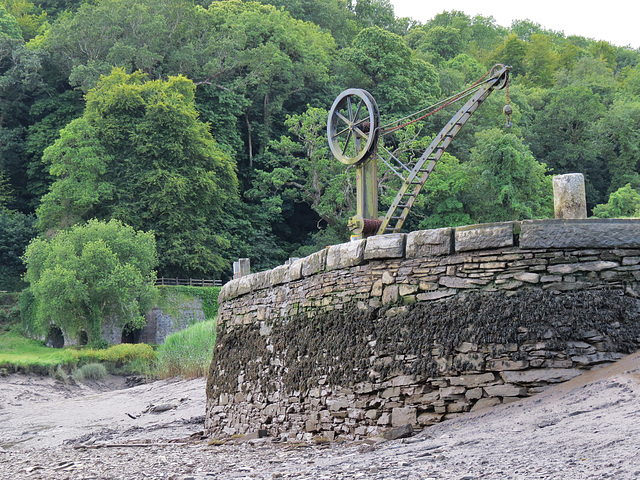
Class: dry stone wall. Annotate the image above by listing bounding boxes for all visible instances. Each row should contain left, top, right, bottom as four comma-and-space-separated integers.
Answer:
206, 219, 640, 441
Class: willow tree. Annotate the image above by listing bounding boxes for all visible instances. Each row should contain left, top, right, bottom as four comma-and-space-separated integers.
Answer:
23, 219, 158, 344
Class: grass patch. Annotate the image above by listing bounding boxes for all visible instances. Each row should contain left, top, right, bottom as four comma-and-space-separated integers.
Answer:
72, 363, 108, 383
0, 330, 79, 373
155, 319, 216, 379
0, 329, 156, 376
78, 343, 156, 369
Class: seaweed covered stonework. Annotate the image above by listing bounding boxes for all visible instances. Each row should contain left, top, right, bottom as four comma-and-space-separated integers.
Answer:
206, 220, 640, 440
206, 288, 640, 439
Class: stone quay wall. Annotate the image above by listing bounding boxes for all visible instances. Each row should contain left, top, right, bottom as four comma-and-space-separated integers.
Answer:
206, 219, 640, 441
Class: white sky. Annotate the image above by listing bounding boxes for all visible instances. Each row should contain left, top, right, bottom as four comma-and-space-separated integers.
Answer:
389, 1, 640, 50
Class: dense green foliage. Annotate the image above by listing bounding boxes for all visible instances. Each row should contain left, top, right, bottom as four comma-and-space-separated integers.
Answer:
22, 219, 158, 343
0, 209, 36, 290
158, 285, 221, 321
155, 319, 216, 378
2, 0, 640, 282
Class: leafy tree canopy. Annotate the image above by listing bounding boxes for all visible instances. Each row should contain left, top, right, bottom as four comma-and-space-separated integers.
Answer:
0, 207, 36, 290
38, 68, 238, 277
23, 219, 158, 343
592, 184, 640, 218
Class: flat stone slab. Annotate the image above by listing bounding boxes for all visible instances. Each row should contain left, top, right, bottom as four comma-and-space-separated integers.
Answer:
364, 233, 406, 260
326, 239, 366, 271
455, 222, 516, 252
301, 249, 327, 277
406, 228, 453, 258
519, 219, 640, 249
500, 368, 583, 385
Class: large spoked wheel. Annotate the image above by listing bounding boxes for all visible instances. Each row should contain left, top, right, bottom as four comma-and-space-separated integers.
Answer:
327, 89, 380, 165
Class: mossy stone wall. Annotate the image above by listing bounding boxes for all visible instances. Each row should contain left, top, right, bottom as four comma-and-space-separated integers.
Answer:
206, 219, 640, 440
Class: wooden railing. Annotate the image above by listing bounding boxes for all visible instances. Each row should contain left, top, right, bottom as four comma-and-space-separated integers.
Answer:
155, 277, 222, 287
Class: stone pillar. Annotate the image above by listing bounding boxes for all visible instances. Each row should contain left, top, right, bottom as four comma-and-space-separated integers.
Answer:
553, 174, 587, 219
233, 258, 251, 279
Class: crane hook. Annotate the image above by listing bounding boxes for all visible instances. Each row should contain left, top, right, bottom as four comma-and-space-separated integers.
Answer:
503, 104, 513, 129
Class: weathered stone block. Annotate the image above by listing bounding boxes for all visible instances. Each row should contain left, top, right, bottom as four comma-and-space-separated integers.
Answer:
417, 412, 442, 426
465, 387, 483, 400
382, 284, 399, 304
289, 259, 303, 281
270, 264, 291, 286
454, 222, 515, 252
470, 397, 501, 412
376, 412, 391, 426
301, 249, 327, 277
391, 407, 417, 427
327, 398, 349, 411
486, 359, 529, 371
456, 342, 477, 353
447, 373, 496, 388
439, 276, 488, 289
500, 368, 583, 385
251, 270, 272, 290
236, 276, 253, 296
514, 272, 540, 283
382, 375, 416, 388
417, 289, 457, 301
439, 386, 466, 399
570, 352, 624, 366
326, 240, 366, 271
383, 423, 414, 440
364, 233, 406, 260
399, 284, 418, 296
406, 228, 453, 258
520, 219, 640, 249
484, 384, 526, 397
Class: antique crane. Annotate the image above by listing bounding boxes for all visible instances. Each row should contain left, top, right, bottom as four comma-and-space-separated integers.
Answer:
327, 64, 512, 239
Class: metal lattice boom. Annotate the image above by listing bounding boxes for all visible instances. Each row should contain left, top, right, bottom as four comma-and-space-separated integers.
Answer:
376, 64, 511, 235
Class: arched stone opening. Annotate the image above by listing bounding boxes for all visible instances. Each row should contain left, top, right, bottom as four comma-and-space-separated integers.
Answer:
78, 330, 89, 346
46, 325, 65, 348
121, 323, 142, 344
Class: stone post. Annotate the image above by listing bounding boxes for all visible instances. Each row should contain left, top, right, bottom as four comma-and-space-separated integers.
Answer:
233, 258, 251, 279
553, 174, 587, 219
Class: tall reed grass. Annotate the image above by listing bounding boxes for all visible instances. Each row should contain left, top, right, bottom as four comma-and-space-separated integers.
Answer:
155, 319, 216, 378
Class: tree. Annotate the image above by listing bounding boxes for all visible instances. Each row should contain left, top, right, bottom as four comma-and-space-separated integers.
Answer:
593, 98, 640, 194
491, 33, 527, 77
0, 207, 36, 291
37, 69, 238, 277
1, 0, 48, 41
341, 27, 440, 114
0, 34, 46, 210
527, 86, 607, 206
592, 184, 640, 218
415, 25, 463, 62
0, 4, 22, 39
465, 128, 553, 222
256, 0, 357, 48
522, 33, 559, 88
23, 219, 158, 344
412, 153, 474, 230
250, 106, 354, 230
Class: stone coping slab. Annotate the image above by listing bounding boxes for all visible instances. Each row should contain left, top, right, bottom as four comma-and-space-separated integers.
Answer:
219, 219, 640, 303
454, 222, 516, 252
519, 219, 640, 249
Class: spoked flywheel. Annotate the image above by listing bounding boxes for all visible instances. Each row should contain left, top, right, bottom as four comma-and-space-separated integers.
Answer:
327, 88, 380, 165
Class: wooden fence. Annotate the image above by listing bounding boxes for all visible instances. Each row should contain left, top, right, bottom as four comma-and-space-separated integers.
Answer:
155, 277, 222, 287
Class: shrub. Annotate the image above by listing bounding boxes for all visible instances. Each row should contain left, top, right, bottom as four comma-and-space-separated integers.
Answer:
72, 362, 108, 383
